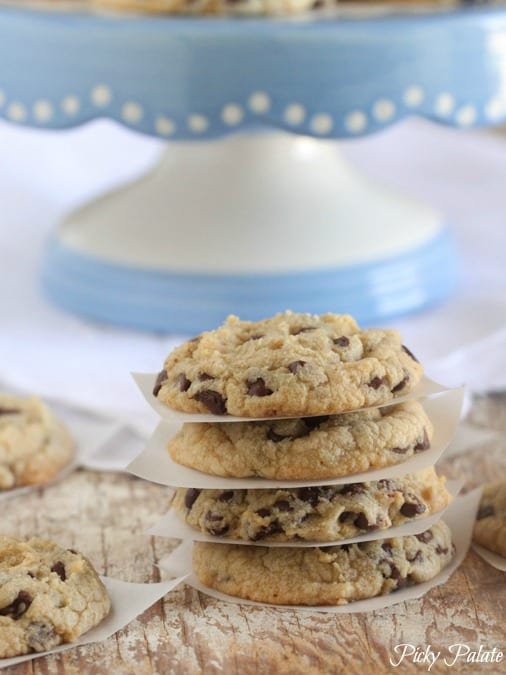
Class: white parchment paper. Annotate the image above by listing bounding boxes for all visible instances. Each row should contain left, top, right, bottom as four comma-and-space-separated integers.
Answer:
472, 543, 506, 572
133, 372, 449, 424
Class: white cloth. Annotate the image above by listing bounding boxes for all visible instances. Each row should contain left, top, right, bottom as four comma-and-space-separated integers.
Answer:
0, 117, 504, 465
342, 119, 506, 391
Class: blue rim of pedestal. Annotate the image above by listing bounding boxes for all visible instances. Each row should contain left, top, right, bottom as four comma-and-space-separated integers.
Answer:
1, 5, 506, 139
41, 227, 457, 333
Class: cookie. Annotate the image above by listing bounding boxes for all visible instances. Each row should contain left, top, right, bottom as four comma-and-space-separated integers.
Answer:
0, 394, 75, 490
154, 312, 423, 418
172, 467, 451, 542
192, 520, 455, 605
473, 481, 506, 558
168, 399, 432, 480
93, 0, 334, 16
0, 535, 111, 658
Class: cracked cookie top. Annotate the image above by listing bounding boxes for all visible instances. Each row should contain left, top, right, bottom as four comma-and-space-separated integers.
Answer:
154, 312, 424, 418
0, 535, 111, 658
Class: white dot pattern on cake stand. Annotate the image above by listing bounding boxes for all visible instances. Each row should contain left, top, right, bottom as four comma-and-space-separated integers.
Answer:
121, 102, 144, 124
248, 91, 271, 114
284, 103, 306, 126
0, 83, 505, 137
61, 95, 80, 116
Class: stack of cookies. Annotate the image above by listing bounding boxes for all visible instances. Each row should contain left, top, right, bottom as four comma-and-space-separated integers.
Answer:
151, 311, 456, 606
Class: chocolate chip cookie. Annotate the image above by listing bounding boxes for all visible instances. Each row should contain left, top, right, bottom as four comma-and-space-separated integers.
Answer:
154, 312, 423, 418
172, 467, 451, 542
0, 394, 75, 490
168, 399, 432, 480
473, 480, 506, 558
192, 520, 455, 605
0, 535, 111, 658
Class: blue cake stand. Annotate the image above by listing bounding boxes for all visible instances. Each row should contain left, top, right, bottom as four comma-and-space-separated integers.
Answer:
1, 3, 505, 333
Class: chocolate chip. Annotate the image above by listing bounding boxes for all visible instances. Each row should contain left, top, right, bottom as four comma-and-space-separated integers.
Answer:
288, 360, 306, 374
204, 512, 229, 536
67, 548, 78, 555
333, 336, 350, 347
387, 562, 401, 580
246, 378, 273, 397
256, 508, 270, 518
207, 523, 229, 536
402, 345, 419, 363
50, 561, 66, 582
193, 389, 227, 414
392, 375, 409, 393
206, 512, 225, 522
400, 502, 426, 518
152, 370, 168, 397
267, 429, 291, 443
250, 521, 283, 541
184, 488, 201, 509
340, 483, 366, 497
368, 376, 388, 390
302, 415, 330, 431
477, 504, 495, 519
218, 491, 234, 502
27, 571, 35, 578
175, 373, 191, 392
381, 543, 393, 556
414, 429, 430, 452
377, 479, 395, 491
339, 510, 355, 523
274, 499, 292, 512
248, 334, 264, 341
0, 591, 33, 619
384, 561, 408, 590
297, 487, 323, 507
198, 372, 214, 382
407, 550, 423, 563
339, 544, 352, 552
391, 446, 408, 454
354, 513, 371, 530
435, 545, 448, 555
395, 576, 408, 590
291, 326, 315, 335
415, 531, 433, 543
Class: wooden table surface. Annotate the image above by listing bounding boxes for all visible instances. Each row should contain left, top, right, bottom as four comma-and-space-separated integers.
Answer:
2, 394, 506, 675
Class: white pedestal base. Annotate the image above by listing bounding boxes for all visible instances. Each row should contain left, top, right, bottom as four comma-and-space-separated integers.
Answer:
43, 133, 456, 333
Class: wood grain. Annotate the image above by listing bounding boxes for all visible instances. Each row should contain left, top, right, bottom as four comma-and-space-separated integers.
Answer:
1, 394, 505, 675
